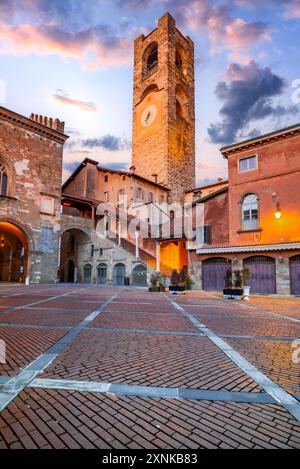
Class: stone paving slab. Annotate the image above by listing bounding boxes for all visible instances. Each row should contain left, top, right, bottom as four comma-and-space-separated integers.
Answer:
0, 327, 68, 376
0, 389, 299, 449
227, 339, 300, 395
0, 309, 92, 327
40, 330, 261, 392
88, 312, 199, 332
197, 316, 300, 338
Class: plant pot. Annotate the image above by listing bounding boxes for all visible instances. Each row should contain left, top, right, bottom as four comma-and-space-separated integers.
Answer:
223, 288, 244, 300
159, 286, 166, 293
243, 286, 251, 300
169, 285, 185, 294
149, 287, 159, 292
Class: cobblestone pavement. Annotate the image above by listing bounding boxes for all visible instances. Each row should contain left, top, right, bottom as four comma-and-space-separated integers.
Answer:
0, 285, 299, 449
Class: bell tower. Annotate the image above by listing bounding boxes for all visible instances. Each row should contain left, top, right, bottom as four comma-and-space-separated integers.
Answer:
132, 12, 195, 203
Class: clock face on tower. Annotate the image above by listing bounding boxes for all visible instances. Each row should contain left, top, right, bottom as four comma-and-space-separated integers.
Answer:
141, 104, 157, 127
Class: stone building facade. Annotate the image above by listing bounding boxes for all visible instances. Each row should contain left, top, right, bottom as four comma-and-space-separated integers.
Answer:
0, 106, 68, 283
132, 12, 195, 204
187, 124, 300, 295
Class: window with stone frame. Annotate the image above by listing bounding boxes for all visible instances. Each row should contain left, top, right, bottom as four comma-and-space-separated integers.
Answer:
0, 162, 8, 197
241, 194, 259, 230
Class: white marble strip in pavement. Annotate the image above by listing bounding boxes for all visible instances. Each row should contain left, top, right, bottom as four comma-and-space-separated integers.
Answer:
167, 296, 300, 422
0, 290, 121, 413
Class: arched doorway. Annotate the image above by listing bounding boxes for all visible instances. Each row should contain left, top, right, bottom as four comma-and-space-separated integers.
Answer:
67, 260, 75, 283
97, 264, 107, 285
83, 264, 92, 284
113, 263, 126, 286
202, 258, 231, 291
132, 264, 147, 286
0, 221, 30, 283
244, 256, 276, 294
290, 255, 300, 295
60, 228, 90, 283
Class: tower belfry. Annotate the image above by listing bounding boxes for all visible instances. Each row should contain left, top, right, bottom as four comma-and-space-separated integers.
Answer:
132, 12, 196, 203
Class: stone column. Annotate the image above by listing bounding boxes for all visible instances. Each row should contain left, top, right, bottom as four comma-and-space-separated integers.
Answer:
276, 257, 290, 295
156, 241, 160, 272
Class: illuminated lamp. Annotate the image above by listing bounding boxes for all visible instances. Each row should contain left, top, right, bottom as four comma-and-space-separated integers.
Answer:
275, 202, 282, 220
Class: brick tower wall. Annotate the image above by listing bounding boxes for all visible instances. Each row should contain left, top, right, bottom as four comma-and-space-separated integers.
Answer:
132, 13, 195, 204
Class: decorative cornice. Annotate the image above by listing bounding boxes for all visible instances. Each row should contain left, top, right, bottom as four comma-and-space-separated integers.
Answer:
221, 123, 300, 158
0, 106, 69, 145
196, 242, 300, 255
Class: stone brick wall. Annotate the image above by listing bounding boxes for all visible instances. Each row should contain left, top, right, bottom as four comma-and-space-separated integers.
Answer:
132, 13, 195, 204
0, 106, 68, 283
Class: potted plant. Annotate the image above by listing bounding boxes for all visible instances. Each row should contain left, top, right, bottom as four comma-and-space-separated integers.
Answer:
149, 273, 159, 292
223, 269, 244, 300
158, 273, 167, 293
185, 275, 194, 291
242, 268, 251, 300
169, 269, 185, 293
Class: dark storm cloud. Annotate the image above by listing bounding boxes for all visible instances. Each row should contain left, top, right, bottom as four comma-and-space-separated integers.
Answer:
207, 61, 298, 145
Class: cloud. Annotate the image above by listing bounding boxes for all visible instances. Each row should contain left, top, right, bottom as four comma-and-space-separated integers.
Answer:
207, 60, 298, 144
163, 0, 270, 54
53, 90, 98, 112
67, 135, 131, 151
0, 19, 132, 69
0, 0, 16, 18
284, 0, 300, 18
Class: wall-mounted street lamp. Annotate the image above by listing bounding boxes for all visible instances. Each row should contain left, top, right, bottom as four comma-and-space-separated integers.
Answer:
275, 202, 282, 220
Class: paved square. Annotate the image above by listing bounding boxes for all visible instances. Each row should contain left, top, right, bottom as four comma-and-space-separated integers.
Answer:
0, 285, 299, 449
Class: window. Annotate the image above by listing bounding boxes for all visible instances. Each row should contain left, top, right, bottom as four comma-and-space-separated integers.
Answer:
242, 194, 259, 230
239, 156, 257, 173
104, 175, 108, 182
104, 192, 109, 202
196, 226, 212, 245
176, 51, 182, 70
0, 163, 8, 196
118, 189, 125, 202
91, 245, 95, 257
136, 188, 143, 200
147, 45, 158, 71
99, 248, 103, 257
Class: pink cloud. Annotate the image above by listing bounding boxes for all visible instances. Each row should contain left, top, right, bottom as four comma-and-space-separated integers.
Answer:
0, 21, 132, 69
168, 0, 270, 56
284, 1, 300, 18
53, 91, 98, 112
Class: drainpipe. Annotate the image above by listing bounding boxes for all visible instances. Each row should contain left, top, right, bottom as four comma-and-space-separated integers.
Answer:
135, 230, 140, 258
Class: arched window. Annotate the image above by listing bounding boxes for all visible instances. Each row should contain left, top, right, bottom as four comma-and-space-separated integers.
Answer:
176, 51, 182, 70
242, 194, 259, 230
143, 43, 158, 78
175, 84, 188, 119
0, 163, 8, 197
147, 45, 158, 71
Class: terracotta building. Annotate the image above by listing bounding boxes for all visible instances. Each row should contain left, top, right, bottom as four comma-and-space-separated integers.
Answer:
0, 107, 68, 283
188, 124, 300, 295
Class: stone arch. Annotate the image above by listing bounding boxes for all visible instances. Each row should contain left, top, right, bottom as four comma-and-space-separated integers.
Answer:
0, 219, 32, 282
0, 154, 15, 198
97, 263, 108, 285
142, 42, 158, 78
175, 42, 188, 72
175, 84, 188, 120
141, 83, 159, 102
132, 263, 147, 286
113, 262, 126, 286
60, 228, 91, 283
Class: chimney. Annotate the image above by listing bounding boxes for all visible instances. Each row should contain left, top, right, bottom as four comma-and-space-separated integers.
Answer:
130, 165, 136, 174
217, 178, 223, 182
152, 174, 158, 184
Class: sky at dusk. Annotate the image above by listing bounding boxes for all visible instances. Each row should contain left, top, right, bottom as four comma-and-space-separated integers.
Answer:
0, 0, 300, 186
